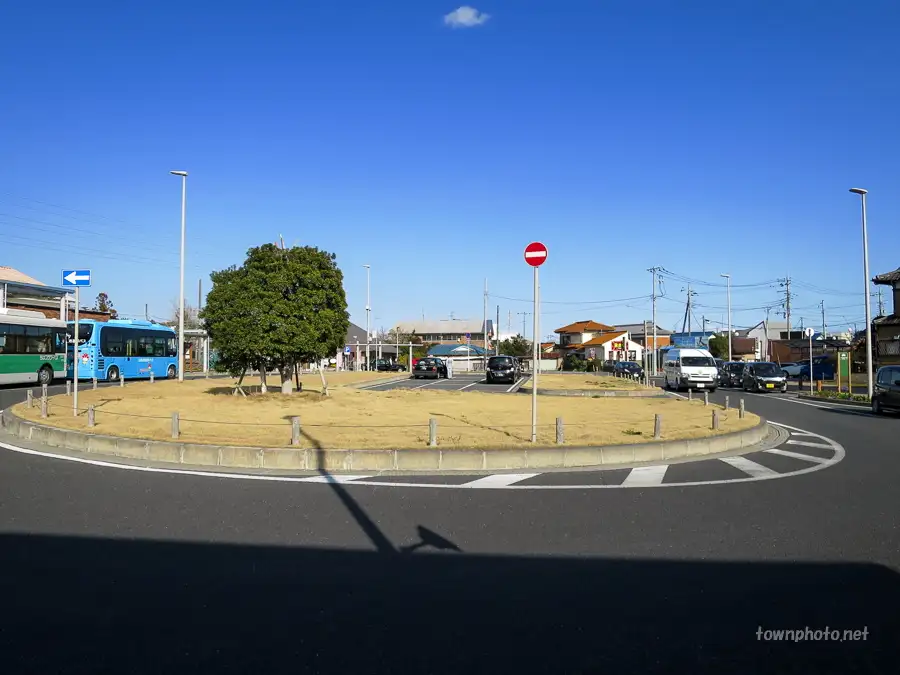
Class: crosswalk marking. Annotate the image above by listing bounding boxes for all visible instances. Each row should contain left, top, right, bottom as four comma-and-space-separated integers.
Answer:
719, 456, 779, 478
786, 439, 833, 450
621, 465, 668, 486
462, 473, 540, 488
765, 448, 829, 464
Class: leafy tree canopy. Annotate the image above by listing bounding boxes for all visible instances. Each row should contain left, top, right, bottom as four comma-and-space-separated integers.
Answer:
94, 292, 118, 319
707, 334, 728, 359
499, 334, 532, 358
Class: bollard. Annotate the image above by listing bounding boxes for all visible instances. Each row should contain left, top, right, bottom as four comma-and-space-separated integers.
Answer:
40, 395, 48, 419
555, 417, 564, 444
704, 391, 709, 406
42, 383, 48, 400
739, 399, 745, 419
171, 412, 180, 439
26, 390, 33, 408
725, 395, 730, 410
66, 381, 71, 396
150, 371, 155, 384
120, 373, 125, 388
688, 388, 693, 401
429, 418, 437, 447
654, 414, 662, 439
92, 377, 98, 390
88, 405, 95, 428
712, 409, 720, 430
291, 416, 300, 446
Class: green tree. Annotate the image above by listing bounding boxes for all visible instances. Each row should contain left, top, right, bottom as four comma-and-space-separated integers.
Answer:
499, 334, 532, 357
707, 334, 728, 359
201, 244, 349, 396
93, 292, 118, 319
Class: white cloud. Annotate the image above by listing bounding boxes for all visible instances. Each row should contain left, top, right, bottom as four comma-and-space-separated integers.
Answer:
443, 6, 490, 28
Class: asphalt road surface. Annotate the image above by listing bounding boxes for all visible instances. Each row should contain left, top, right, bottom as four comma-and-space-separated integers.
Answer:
1, 378, 898, 674
363, 371, 526, 394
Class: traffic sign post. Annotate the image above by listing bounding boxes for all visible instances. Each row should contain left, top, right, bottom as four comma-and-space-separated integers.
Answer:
524, 242, 548, 442
62, 269, 92, 417
838, 351, 850, 393
806, 327, 815, 395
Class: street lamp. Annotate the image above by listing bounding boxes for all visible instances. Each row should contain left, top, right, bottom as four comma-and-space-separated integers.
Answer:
849, 188, 874, 399
363, 264, 371, 370
720, 273, 732, 362
170, 170, 188, 382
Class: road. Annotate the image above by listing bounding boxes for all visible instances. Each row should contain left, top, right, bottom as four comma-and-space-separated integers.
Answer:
362, 371, 525, 394
1, 379, 898, 673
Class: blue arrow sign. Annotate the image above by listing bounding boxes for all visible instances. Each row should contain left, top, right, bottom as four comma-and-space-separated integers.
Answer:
62, 269, 92, 287
344, 346, 351, 354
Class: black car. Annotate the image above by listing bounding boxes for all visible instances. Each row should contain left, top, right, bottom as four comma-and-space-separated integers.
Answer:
374, 359, 405, 372
486, 355, 520, 384
613, 361, 644, 379
413, 357, 446, 379
872, 365, 900, 415
742, 362, 788, 393
719, 361, 745, 388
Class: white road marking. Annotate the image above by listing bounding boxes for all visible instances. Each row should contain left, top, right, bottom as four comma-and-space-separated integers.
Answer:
786, 439, 832, 450
412, 379, 443, 389
296, 475, 374, 483
719, 456, 779, 478
461, 473, 539, 488
765, 448, 829, 464
506, 378, 525, 393
621, 465, 668, 486
457, 380, 485, 391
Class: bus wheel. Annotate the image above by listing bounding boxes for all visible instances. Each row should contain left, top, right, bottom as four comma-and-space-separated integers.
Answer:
167, 365, 176, 379
107, 366, 120, 382
38, 366, 53, 386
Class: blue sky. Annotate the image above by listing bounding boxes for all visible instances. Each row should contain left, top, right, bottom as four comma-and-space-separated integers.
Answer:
2, 0, 898, 340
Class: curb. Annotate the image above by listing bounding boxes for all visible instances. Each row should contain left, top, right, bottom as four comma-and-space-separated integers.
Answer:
351, 375, 412, 389
518, 387, 663, 398
1, 407, 768, 473
797, 394, 871, 408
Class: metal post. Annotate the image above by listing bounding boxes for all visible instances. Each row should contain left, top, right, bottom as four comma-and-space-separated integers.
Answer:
725, 395, 730, 410
555, 417, 564, 444
92, 377, 97, 390
688, 388, 693, 401
73, 286, 79, 417
150, 371, 155, 384
66, 381, 71, 396
853, 190, 875, 400
429, 418, 437, 447
171, 412, 180, 439
721, 273, 732, 362
42, 383, 48, 400
41, 394, 48, 419
531, 266, 539, 443
120, 373, 124, 388
654, 414, 661, 439
26, 390, 33, 408
704, 391, 709, 406
809, 331, 814, 395
364, 264, 371, 371
87, 405, 95, 428
739, 399, 745, 419
291, 416, 300, 446
175, 172, 187, 382
712, 409, 720, 430
496, 305, 500, 356
408, 343, 413, 375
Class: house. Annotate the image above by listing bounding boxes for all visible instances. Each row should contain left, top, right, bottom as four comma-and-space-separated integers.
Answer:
395, 319, 493, 349
554, 320, 617, 347
612, 322, 673, 349
873, 267, 900, 366
0, 266, 111, 321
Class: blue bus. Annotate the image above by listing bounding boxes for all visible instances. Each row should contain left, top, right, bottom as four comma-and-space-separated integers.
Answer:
67, 319, 179, 381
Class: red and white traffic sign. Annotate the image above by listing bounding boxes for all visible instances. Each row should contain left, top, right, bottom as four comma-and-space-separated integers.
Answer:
524, 241, 548, 267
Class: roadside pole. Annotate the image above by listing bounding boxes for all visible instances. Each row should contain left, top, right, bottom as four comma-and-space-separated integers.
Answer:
74, 287, 79, 417
62, 269, 91, 417
524, 242, 548, 443
806, 327, 814, 395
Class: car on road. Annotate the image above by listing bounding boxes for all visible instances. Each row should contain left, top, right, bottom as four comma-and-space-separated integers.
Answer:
718, 361, 746, 388
613, 361, 644, 379
663, 348, 718, 392
778, 362, 804, 377
412, 357, 446, 379
742, 362, 788, 393
872, 365, 900, 415
373, 359, 405, 372
485, 355, 520, 384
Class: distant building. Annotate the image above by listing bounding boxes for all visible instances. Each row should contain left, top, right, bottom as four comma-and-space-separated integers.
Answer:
0, 266, 111, 322
395, 319, 494, 349
873, 267, 900, 366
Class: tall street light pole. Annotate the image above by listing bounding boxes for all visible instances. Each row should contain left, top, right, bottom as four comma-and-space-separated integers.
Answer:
170, 170, 188, 382
720, 273, 732, 362
363, 264, 371, 370
850, 188, 874, 399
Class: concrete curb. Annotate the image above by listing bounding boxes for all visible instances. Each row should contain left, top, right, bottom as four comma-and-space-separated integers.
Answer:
519, 387, 663, 398
351, 375, 412, 389
796, 393, 871, 407
1, 407, 768, 473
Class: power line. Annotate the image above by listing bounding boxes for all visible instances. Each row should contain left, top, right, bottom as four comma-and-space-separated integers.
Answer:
488, 292, 649, 305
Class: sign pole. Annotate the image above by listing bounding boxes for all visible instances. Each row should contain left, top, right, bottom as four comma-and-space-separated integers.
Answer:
73, 287, 79, 417
532, 265, 539, 443
807, 327, 814, 395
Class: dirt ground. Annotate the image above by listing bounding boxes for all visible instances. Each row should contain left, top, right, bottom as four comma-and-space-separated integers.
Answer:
19, 374, 759, 449
523, 374, 650, 391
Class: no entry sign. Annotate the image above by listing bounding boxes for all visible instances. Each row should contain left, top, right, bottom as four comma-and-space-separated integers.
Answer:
524, 241, 548, 267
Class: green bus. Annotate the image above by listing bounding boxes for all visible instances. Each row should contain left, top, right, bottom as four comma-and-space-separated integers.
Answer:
0, 309, 68, 386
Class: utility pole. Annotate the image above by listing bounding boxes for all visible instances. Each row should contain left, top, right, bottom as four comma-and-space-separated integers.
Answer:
518, 311, 531, 338
783, 277, 792, 339
145, 303, 149, 321
648, 267, 661, 374
681, 285, 696, 334
820, 300, 827, 338
877, 288, 885, 317
483, 279, 488, 359
496, 305, 500, 356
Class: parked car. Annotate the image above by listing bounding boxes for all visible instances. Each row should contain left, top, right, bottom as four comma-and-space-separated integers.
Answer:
486, 355, 520, 383
779, 362, 804, 377
412, 357, 446, 379
374, 359, 405, 372
742, 362, 788, 393
718, 361, 745, 388
872, 366, 900, 415
796, 355, 835, 381
663, 348, 718, 392
613, 361, 644, 379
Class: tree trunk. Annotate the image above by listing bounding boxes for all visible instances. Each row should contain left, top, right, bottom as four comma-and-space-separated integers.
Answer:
280, 363, 294, 395
317, 359, 329, 397
233, 367, 247, 397
259, 361, 268, 393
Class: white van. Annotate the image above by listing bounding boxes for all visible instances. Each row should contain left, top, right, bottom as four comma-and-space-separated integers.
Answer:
663, 348, 718, 392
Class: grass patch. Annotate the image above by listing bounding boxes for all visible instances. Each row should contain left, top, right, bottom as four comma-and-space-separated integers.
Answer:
19, 376, 759, 449
522, 374, 651, 391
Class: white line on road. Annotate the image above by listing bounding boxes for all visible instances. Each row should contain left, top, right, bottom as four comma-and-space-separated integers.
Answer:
719, 456, 779, 478
297, 475, 374, 483
506, 378, 525, 393
412, 379, 443, 389
621, 465, 668, 486
786, 439, 833, 450
457, 380, 485, 391
764, 448, 829, 464
461, 474, 539, 488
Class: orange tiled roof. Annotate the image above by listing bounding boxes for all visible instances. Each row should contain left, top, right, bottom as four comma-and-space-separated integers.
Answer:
540, 342, 555, 348
554, 320, 615, 334
580, 331, 627, 347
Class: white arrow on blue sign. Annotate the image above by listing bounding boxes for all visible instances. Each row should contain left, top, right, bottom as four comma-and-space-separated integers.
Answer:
62, 269, 92, 287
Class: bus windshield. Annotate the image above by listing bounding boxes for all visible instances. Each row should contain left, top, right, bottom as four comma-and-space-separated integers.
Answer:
66, 324, 94, 343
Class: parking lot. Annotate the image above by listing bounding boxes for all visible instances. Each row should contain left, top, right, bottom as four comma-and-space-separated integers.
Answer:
361, 372, 527, 394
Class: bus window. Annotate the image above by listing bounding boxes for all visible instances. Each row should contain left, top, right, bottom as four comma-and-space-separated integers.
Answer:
153, 336, 167, 357
166, 337, 177, 357
25, 326, 52, 353
101, 327, 124, 356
